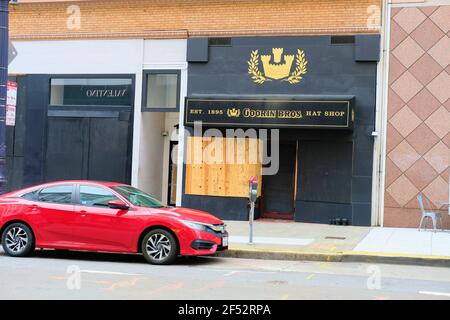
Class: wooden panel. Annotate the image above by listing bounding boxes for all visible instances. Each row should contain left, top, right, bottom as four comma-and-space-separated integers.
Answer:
185, 136, 262, 198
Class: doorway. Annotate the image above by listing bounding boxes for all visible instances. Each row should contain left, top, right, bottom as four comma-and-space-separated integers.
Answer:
262, 141, 297, 219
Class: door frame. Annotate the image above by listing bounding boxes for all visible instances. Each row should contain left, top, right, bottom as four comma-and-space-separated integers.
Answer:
43, 74, 136, 184
167, 140, 179, 206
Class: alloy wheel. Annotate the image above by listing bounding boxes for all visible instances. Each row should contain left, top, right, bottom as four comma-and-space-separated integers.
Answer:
5, 227, 28, 253
145, 233, 172, 261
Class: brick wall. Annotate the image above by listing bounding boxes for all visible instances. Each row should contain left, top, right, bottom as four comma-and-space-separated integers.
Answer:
385, 4, 450, 228
9, 0, 381, 40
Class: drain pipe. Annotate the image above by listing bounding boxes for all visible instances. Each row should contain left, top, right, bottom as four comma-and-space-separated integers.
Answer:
375, 0, 392, 227
0, 0, 9, 194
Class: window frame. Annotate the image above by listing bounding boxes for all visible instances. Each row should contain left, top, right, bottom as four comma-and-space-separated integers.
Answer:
141, 70, 181, 112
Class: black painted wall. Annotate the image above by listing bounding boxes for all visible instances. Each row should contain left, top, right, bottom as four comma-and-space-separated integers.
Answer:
184, 35, 378, 226
5, 74, 135, 192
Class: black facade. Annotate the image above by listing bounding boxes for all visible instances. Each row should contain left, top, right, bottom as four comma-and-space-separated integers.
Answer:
183, 35, 379, 226
5, 74, 135, 192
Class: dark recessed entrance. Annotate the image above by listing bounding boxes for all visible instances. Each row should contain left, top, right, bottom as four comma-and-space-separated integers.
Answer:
262, 141, 297, 220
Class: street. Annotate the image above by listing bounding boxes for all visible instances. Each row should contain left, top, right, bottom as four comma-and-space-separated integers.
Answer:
1, 248, 450, 300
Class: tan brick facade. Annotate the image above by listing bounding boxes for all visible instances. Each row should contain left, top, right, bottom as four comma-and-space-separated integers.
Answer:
9, 0, 381, 40
385, 4, 450, 228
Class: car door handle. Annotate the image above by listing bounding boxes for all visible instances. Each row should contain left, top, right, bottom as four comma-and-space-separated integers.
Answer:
28, 204, 39, 211
78, 210, 87, 217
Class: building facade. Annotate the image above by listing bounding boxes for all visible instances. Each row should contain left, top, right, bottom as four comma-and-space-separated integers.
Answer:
8, 0, 446, 227
182, 35, 379, 225
382, 0, 449, 228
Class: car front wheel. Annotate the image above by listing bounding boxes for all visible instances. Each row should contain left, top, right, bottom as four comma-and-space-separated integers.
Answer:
141, 229, 178, 265
1, 223, 35, 257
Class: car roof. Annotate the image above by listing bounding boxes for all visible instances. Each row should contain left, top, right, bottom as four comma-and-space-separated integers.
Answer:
41, 180, 128, 187
6, 180, 130, 196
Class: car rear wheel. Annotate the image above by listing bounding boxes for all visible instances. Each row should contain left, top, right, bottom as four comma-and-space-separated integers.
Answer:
1, 223, 35, 257
141, 229, 178, 265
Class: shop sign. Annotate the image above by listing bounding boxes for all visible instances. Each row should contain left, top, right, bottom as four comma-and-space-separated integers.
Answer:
185, 97, 354, 129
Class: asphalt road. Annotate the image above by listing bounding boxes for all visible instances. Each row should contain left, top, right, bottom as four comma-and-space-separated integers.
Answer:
0, 248, 449, 300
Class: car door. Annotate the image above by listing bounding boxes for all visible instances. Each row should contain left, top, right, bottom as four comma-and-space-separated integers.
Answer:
72, 184, 137, 252
32, 184, 77, 248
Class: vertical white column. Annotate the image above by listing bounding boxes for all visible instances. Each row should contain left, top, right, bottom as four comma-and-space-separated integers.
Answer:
372, 0, 392, 227
176, 66, 188, 206
130, 40, 145, 187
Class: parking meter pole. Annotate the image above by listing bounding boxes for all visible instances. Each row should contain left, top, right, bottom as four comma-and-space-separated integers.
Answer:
248, 176, 258, 245
249, 201, 254, 244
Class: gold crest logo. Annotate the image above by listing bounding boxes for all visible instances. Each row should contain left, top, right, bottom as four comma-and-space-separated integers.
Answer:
227, 108, 241, 117
248, 48, 308, 84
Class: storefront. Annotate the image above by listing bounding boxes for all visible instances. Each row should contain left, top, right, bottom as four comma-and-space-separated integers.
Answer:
6, 39, 187, 207
181, 35, 380, 226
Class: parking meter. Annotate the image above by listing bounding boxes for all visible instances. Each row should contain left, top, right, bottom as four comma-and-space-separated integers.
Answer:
248, 176, 258, 244
249, 176, 258, 203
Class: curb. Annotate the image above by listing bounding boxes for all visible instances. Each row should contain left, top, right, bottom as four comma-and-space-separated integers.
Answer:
217, 249, 450, 267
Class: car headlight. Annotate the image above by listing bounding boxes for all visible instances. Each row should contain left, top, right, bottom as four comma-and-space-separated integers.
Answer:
180, 220, 208, 231
180, 220, 226, 233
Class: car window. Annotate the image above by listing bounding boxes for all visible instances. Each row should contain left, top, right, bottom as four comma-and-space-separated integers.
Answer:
20, 190, 39, 201
111, 185, 164, 208
37, 185, 73, 204
79, 185, 119, 207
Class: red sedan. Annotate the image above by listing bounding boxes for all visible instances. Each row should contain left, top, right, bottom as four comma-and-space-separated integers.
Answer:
0, 181, 228, 264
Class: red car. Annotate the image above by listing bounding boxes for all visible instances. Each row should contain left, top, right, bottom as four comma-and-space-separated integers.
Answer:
0, 181, 228, 265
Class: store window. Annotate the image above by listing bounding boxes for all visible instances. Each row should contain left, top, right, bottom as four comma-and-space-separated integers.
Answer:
142, 70, 180, 111
50, 78, 133, 106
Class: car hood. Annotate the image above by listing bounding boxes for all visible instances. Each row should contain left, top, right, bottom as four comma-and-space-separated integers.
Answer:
145, 206, 223, 225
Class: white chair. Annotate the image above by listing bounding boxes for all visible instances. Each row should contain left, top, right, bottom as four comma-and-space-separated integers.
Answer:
417, 194, 442, 232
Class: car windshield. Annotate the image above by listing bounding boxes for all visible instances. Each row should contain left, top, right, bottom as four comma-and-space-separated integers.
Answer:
111, 186, 165, 208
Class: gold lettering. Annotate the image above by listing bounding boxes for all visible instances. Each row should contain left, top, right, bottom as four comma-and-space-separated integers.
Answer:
325, 111, 345, 117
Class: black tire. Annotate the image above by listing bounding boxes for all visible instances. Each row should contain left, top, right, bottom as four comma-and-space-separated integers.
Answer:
141, 229, 178, 265
1, 223, 35, 257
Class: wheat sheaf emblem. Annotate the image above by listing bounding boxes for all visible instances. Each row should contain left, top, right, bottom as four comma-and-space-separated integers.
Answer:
247, 49, 308, 85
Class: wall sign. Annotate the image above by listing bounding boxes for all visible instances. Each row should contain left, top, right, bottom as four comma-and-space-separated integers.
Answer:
185, 98, 354, 129
50, 78, 133, 106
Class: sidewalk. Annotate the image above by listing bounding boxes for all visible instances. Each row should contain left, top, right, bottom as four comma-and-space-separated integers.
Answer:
218, 220, 450, 267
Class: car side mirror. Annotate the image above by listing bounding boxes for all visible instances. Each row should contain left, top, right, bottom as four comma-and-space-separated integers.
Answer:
108, 200, 129, 210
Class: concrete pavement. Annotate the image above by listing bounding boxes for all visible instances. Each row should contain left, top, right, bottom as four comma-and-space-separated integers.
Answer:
221, 220, 450, 267
1, 248, 450, 299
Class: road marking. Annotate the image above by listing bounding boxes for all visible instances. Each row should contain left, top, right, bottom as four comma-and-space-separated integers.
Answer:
80, 269, 143, 276
106, 277, 143, 291
306, 274, 315, 280
419, 291, 450, 297
194, 268, 277, 275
